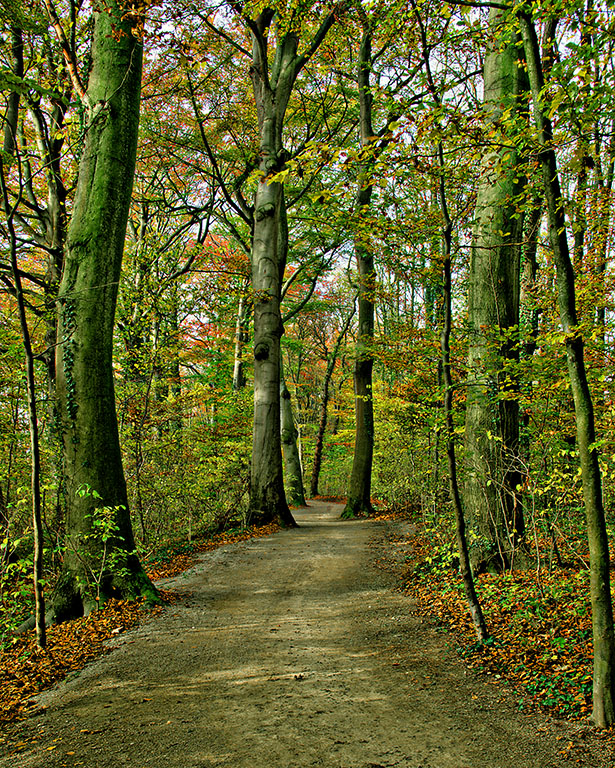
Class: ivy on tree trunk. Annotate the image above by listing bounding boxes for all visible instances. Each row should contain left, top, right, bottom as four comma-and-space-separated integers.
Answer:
53, 0, 158, 620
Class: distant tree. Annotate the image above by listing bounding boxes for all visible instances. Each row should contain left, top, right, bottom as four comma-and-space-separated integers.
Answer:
280, 362, 306, 507
310, 301, 355, 498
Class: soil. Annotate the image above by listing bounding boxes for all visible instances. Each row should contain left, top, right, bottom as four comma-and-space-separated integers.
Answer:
1, 500, 613, 768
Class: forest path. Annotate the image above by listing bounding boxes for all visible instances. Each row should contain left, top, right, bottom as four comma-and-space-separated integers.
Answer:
1, 501, 602, 767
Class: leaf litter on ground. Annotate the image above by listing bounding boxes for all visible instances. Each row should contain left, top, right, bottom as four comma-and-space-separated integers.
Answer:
389, 506, 615, 753
0, 521, 278, 729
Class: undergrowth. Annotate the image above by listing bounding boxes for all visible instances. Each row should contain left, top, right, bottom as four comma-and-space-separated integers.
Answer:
403, 520, 604, 722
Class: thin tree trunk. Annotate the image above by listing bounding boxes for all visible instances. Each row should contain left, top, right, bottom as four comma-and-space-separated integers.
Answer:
438, 175, 489, 642
519, 200, 542, 471
520, 11, 615, 728
311, 305, 355, 498
232, 285, 251, 391
1, 22, 46, 647
413, 3, 489, 641
0, 162, 46, 649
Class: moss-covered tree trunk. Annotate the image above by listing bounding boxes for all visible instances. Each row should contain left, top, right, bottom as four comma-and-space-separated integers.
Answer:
53, 1, 157, 620
520, 11, 615, 729
464, 8, 524, 571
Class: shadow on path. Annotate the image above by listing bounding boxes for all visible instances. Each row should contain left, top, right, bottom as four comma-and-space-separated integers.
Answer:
0, 501, 603, 768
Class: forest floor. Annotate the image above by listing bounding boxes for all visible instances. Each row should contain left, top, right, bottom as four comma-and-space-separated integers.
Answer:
1, 500, 614, 768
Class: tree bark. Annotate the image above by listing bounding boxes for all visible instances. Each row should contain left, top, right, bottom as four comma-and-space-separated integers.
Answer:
249, 94, 295, 524
53, 1, 158, 620
464, 7, 525, 571
519, 11, 615, 728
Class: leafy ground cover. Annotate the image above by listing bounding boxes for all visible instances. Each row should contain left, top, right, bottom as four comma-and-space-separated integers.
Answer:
400, 515, 612, 729
0, 521, 278, 728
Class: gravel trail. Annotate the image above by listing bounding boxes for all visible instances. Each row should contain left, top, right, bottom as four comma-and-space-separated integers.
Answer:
1, 501, 610, 767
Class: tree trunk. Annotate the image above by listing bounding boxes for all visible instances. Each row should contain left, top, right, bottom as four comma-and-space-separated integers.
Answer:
464, 7, 525, 571
310, 377, 330, 499
244, 13, 298, 527
412, 1, 489, 641
0, 158, 47, 648
53, 1, 158, 620
310, 306, 354, 498
520, 11, 615, 728
519, 200, 542, 470
249, 152, 295, 525
343, 24, 375, 519
232, 284, 251, 391
280, 365, 306, 507
438, 176, 489, 643
232, 6, 339, 525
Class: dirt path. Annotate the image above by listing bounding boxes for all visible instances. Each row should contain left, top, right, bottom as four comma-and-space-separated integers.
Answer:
1, 501, 611, 767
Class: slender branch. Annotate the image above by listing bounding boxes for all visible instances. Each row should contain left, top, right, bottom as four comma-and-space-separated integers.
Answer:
185, 73, 251, 225
281, 272, 319, 324
42, 0, 88, 102
201, 14, 251, 58
295, 3, 348, 77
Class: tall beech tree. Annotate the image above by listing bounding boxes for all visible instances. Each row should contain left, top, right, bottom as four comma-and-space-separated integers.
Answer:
464, 7, 525, 571
342, 15, 376, 518
341, 1, 409, 518
519, 8, 615, 729
226, 1, 344, 526
52, 0, 157, 619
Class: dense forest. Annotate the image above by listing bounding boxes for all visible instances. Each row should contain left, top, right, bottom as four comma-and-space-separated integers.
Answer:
2, 0, 615, 732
